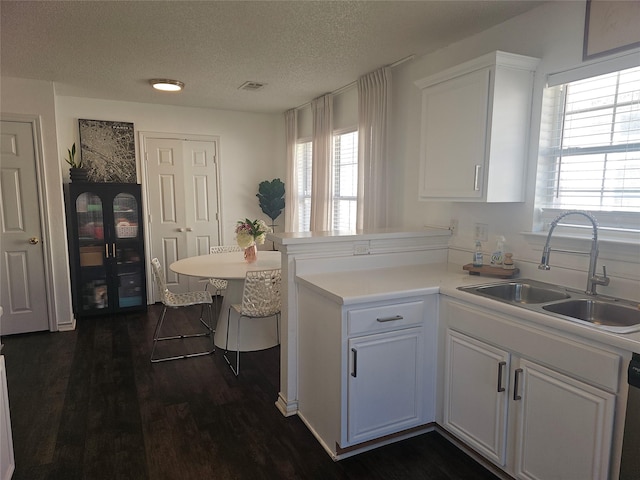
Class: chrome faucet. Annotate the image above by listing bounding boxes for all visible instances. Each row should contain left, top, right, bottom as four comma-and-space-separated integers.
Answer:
538, 210, 610, 296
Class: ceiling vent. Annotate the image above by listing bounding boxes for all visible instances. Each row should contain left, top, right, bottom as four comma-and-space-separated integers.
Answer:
238, 81, 266, 91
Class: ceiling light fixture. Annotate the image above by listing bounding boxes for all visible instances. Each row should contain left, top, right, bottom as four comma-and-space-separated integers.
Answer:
149, 79, 185, 92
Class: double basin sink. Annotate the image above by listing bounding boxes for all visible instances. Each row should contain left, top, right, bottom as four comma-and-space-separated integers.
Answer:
459, 279, 640, 334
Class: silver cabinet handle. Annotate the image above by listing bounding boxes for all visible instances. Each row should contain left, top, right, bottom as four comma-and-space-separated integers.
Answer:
177, 228, 186, 232
112, 243, 116, 257
376, 315, 403, 323
351, 348, 358, 377
514, 368, 523, 401
105, 244, 109, 258
186, 227, 193, 232
497, 361, 507, 393
474, 165, 482, 191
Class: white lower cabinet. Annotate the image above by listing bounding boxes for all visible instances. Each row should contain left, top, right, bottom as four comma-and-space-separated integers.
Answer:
297, 285, 437, 458
348, 327, 424, 445
444, 318, 616, 480
444, 330, 509, 465
513, 358, 615, 480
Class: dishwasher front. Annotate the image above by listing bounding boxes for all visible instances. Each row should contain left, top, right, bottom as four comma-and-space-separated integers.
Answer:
620, 352, 640, 479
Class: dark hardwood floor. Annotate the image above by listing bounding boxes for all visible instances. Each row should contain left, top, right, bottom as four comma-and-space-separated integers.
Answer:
2, 304, 499, 480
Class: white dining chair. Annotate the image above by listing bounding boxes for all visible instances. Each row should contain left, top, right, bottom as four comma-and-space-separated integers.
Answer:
206, 245, 243, 299
150, 258, 215, 363
224, 268, 281, 376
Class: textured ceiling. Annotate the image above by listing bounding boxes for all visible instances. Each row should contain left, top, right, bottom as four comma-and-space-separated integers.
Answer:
1, 1, 545, 114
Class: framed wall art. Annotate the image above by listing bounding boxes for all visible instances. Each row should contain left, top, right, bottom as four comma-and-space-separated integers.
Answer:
79, 119, 136, 183
583, 0, 640, 60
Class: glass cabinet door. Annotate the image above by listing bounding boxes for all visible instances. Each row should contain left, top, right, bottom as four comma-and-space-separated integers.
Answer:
113, 193, 144, 308
75, 192, 109, 311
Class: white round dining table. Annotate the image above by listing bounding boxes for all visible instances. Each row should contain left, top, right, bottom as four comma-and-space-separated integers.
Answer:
170, 250, 281, 352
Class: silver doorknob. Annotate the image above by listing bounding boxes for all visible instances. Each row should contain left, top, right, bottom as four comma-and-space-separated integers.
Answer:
28, 237, 40, 245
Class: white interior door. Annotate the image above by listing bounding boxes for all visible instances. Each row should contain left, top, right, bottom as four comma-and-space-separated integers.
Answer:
144, 135, 220, 295
0, 120, 49, 334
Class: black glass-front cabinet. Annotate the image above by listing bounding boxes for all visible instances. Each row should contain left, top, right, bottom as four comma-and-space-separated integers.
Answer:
65, 183, 147, 317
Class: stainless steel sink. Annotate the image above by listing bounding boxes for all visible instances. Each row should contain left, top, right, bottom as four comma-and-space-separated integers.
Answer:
473, 282, 570, 304
543, 299, 640, 329
458, 279, 640, 333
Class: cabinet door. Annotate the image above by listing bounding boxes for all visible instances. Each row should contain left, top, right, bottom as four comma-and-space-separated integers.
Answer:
347, 327, 424, 445
513, 359, 615, 480
419, 68, 490, 200
74, 190, 110, 312
113, 192, 145, 309
444, 330, 509, 465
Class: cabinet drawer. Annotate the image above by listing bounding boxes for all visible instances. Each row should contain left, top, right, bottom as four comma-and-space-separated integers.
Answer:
348, 300, 424, 336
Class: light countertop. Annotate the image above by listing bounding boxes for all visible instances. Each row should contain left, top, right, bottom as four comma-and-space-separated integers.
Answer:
296, 263, 640, 354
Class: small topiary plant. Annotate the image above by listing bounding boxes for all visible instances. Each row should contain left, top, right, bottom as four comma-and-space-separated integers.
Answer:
256, 178, 285, 223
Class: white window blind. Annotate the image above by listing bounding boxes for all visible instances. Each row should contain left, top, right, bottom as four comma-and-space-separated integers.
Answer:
536, 65, 640, 231
296, 141, 312, 232
332, 130, 358, 231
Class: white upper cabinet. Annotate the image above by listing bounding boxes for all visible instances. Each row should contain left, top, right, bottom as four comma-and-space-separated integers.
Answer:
415, 51, 539, 202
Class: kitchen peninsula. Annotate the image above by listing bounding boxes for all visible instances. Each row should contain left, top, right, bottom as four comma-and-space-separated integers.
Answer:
269, 229, 639, 479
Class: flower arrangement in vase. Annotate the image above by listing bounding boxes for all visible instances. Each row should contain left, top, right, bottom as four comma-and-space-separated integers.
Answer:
235, 218, 271, 263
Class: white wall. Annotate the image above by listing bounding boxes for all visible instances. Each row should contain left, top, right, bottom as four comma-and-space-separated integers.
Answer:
55, 96, 285, 244
390, 1, 640, 298
1, 77, 285, 329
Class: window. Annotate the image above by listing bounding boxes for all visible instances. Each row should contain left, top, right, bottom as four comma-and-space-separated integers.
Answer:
295, 130, 359, 232
332, 130, 358, 231
296, 140, 312, 232
536, 65, 640, 232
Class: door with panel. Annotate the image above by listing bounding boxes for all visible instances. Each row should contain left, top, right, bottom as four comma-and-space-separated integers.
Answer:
347, 326, 424, 445
513, 358, 615, 480
0, 120, 49, 334
443, 329, 510, 466
144, 136, 220, 295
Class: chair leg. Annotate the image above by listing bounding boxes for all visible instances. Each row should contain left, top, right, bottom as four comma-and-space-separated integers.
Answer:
208, 303, 215, 353
223, 308, 240, 376
151, 304, 215, 363
150, 305, 168, 362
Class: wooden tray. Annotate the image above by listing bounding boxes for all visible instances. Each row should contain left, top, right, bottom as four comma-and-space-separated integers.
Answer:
463, 263, 519, 278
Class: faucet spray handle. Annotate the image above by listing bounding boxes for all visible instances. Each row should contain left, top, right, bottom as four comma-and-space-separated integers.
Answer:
592, 265, 610, 289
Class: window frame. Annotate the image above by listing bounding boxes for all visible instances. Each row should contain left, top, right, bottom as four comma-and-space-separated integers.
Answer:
332, 127, 358, 231
295, 137, 312, 232
535, 64, 640, 238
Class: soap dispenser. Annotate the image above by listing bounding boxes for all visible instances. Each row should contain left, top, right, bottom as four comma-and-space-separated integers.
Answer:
473, 241, 483, 267
491, 236, 505, 266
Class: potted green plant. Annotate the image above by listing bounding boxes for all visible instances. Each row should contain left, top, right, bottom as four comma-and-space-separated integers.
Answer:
65, 143, 88, 182
256, 178, 285, 249
256, 178, 285, 226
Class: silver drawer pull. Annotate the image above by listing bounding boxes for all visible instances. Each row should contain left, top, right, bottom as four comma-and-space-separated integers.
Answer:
376, 315, 403, 323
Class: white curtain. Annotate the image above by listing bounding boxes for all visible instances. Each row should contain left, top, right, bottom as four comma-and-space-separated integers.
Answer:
310, 94, 333, 232
357, 67, 391, 230
284, 108, 298, 232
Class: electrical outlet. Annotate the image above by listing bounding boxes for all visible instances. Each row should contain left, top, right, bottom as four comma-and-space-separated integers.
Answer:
474, 223, 489, 242
449, 219, 458, 236
353, 243, 370, 255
